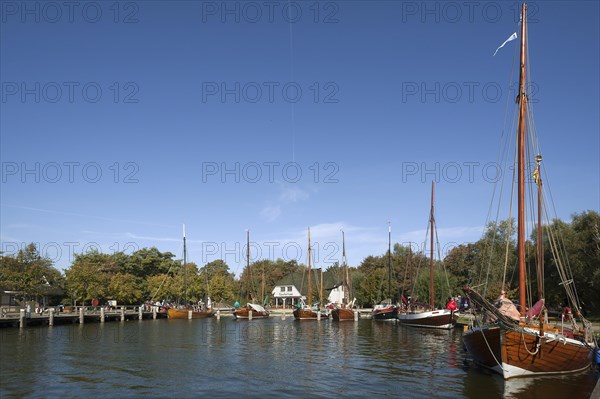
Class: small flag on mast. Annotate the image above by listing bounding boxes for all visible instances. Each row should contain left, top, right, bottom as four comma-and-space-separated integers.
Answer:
533, 166, 540, 185
493, 32, 518, 56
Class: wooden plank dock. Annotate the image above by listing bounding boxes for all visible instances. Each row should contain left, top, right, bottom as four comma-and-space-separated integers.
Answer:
0, 306, 168, 328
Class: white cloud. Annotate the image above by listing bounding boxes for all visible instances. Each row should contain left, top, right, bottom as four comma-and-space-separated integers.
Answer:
278, 186, 309, 202
260, 206, 282, 222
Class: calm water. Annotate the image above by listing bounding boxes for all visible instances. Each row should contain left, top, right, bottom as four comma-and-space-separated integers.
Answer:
1, 318, 598, 398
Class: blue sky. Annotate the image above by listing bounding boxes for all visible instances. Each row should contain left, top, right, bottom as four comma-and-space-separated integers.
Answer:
1, 1, 598, 274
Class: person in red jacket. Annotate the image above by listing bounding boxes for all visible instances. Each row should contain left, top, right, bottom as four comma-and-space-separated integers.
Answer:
446, 297, 457, 311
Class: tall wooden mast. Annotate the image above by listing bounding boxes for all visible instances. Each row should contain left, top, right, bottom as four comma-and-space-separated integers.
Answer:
429, 181, 435, 309
307, 226, 312, 306
320, 267, 323, 306
183, 224, 187, 306
342, 229, 347, 306
517, 2, 528, 316
246, 229, 251, 301
388, 222, 392, 302
535, 155, 543, 302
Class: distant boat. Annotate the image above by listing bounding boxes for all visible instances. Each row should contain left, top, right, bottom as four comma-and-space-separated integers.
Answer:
331, 230, 356, 321
397, 183, 455, 329
168, 224, 213, 319
294, 227, 329, 320
233, 303, 269, 319
372, 223, 398, 321
461, 3, 594, 379
233, 229, 270, 320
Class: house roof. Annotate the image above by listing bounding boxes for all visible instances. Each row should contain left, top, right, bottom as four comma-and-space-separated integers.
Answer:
274, 269, 343, 296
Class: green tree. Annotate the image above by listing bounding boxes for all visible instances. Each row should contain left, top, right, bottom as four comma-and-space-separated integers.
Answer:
170, 262, 203, 304
411, 263, 459, 308
146, 274, 175, 302
0, 243, 63, 300
200, 260, 236, 303
65, 257, 111, 305
123, 247, 178, 278
355, 267, 385, 307
108, 273, 144, 304
443, 243, 477, 289
208, 273, 237, 303
541, 211, 600, 313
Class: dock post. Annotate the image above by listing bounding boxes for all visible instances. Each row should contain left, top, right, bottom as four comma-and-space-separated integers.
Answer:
152, 306, 157, 320
317, 311, 321, 320
188, 310, 192, 319
79, 307, 85, 324
100, 307, 105, 323
19, 309, 25, 328
120, 307, 125, 321
249, 310, 253, 320
216, 309, 221, 320
138, 306, 143, 320
49, 308, 55, 326
282, 312, 286, 320
353, 310, 358, 321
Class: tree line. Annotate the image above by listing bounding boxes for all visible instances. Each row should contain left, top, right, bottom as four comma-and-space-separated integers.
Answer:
1, 211, 598, 313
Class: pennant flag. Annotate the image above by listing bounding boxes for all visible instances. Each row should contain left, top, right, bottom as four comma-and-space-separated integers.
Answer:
533, 166, 540, 185
493, 32, 518, 56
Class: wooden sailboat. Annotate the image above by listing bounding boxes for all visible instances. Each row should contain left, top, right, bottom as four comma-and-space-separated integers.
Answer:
294, 227, 329, 320
233, 229, 269, 319
331, 230, 356, 321
167, 224, 214, 319
462, 3, 594, 379
372, 223, 398, 320
397, 182, 456, 329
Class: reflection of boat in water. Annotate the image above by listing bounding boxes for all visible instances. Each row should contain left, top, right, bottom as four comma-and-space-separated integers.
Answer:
293, 227, 329, 320
462, 3, 594, 380
397, 182, 456, 329
461, 369, 599, 399
167, 224, 213, 319
501, 372, 599, 399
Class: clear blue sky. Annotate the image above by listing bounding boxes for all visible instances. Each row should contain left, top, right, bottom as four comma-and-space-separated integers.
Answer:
1, 1, 598, 274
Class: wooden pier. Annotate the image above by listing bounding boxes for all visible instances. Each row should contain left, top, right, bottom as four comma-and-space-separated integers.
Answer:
0, 306, 168, 328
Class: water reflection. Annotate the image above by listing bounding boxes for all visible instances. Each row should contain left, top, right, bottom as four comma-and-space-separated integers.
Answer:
0, 319, 597, 398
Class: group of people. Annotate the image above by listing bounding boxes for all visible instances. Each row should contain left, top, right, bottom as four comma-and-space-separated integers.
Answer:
445, 296, 470, 311
196, 297, 212, 311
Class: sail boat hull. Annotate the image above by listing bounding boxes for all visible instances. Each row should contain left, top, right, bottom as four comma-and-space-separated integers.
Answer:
167, 308, 213, 319
397, 309, 456, 329
463, 324, 592, 379
331, 308, 355, 321
293, 308, 329, 320
372, 306, 398, 320
233, 304, 270, 319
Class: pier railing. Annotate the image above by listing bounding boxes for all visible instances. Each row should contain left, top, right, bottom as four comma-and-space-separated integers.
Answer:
0, 304, 168, 328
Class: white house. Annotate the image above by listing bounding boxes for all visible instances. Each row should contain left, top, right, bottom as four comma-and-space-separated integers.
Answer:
271, 285, 302, 308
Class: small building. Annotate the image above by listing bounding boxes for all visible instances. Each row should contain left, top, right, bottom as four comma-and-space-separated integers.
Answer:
271, 285, 302, 308
0, 289, 22, 308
